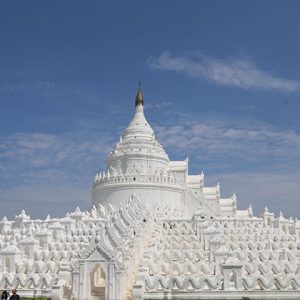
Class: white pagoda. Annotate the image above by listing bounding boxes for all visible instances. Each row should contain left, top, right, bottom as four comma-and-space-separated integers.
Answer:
0, 86, 299, 300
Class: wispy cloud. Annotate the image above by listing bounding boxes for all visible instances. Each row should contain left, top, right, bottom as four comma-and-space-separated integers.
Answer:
206, 171, 300, 218
0, 184, 91, 219
0, 129, 115, 218
148, 52, 300, 92
0, 132, 113, 186
155, 113, 300, 172
154, 112, 300, 217
144, 101, 173, 110
0, 81, 56, 96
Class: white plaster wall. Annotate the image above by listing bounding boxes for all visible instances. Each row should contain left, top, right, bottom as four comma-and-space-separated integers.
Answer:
93, 184, 183, 212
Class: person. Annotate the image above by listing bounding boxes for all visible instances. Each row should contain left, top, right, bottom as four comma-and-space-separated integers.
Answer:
1, 290, 8, 300
9, 289, 19, 300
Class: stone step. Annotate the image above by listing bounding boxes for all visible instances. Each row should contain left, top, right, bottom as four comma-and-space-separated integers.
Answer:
91, 287, 105, 299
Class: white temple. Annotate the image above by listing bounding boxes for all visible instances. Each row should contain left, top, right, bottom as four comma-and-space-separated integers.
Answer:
1, 86, 300, 300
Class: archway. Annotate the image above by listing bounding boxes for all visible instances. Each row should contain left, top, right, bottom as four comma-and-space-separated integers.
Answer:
90, 263, 106, 300
228, 270, 237, 290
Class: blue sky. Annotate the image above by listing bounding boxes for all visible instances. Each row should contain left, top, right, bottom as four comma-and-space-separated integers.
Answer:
1, 1, 300, 218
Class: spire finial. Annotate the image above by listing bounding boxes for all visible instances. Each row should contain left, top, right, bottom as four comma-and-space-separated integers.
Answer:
135, 80, 144, 107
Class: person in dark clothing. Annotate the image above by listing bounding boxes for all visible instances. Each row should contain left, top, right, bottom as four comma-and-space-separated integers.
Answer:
1, 290, 8, 300
9, 289, 19, 300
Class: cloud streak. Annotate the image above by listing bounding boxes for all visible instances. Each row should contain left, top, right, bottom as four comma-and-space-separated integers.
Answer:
0, 132, 114, 186
207, 171, 300, 218
0, 184, 91, 219
155, 113, 300, 172
0, 81, 56, 96
148, 52, 300, 92
0, 129, 116, 218
154, 112, 300, 217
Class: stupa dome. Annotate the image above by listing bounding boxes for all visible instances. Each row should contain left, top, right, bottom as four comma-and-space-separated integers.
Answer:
107, 85, 169, 176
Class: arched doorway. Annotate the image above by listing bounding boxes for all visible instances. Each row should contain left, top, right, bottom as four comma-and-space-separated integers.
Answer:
90, 263, 106, 300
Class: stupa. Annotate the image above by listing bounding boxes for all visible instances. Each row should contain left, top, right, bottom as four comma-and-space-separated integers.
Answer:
0, 85, 299, 300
